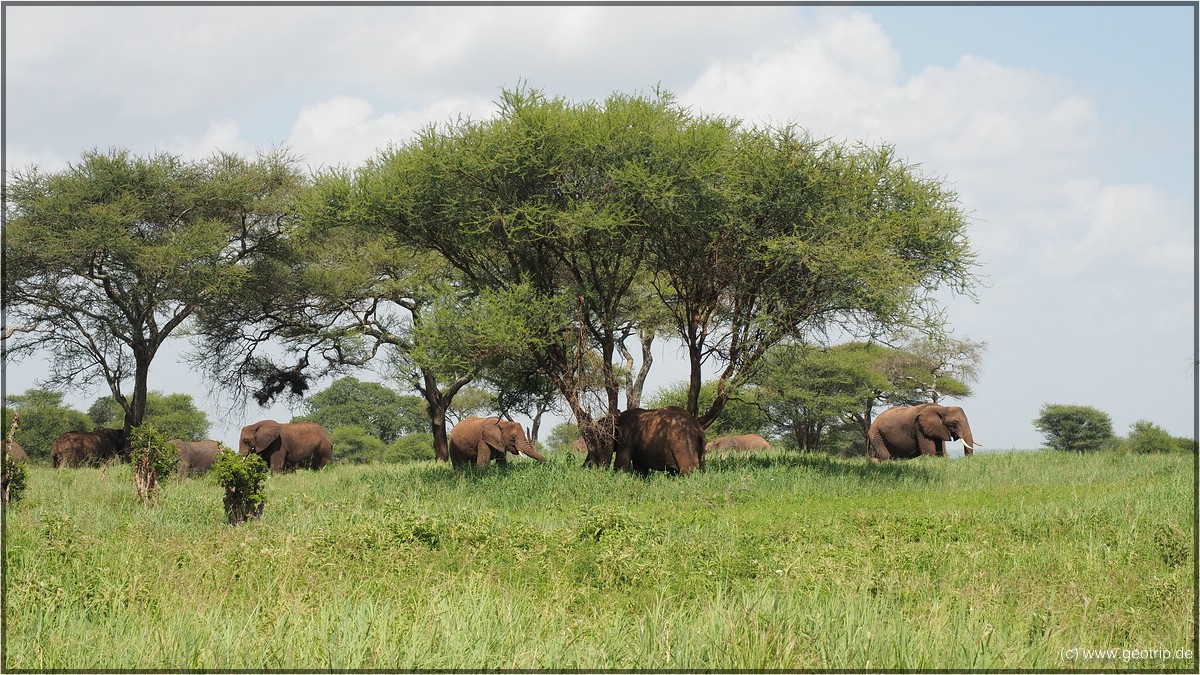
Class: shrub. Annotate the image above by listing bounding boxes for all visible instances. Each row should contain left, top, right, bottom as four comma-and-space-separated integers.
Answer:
1173, 435, 1198, 454
545, 422, 580, 453
1121, 420, 1179, 454
128, 424, 179, 504
2, 449, 28, 504
384, 433, 437, 463
1032, 404, 1114, 453
211, 447, 268, 525
329, 425, 386, 464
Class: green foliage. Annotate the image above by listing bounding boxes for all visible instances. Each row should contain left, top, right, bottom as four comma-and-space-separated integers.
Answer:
4, 148, 308, 432
3, 389, 91, 462
1032, 404, 1115, 453
127, 424, 178, 504
210, 448, 269, 525
752, 342, 890, 452
645, 381, 769, 437
384, 433, 437, 463
88, 391, 210, 441
545, 422, 581, 453
304, 377, 425, 444
350, 85, 976, 447
3, 452, 1192, 670
1119, 420, 1187, 454
1, 447, 29, 504
329, 425, 386, 464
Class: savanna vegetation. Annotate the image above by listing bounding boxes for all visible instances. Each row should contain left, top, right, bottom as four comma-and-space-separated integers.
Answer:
4, 84, 1194, 670
4, 85, 978, 461
3, 450, 1194, 670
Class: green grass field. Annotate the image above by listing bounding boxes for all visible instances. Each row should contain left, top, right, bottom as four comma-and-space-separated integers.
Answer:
3, 450, 1195, 670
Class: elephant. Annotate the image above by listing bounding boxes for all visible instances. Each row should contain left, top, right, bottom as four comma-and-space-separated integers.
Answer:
171, 439, 221, 477
449, 416, 546, 468
867, 404, 980, 461
706, 433, 771, 453
613, 406, 706, 476
239, 420, 333, 472
51, 427, 127, 468
6, 439, 29, 462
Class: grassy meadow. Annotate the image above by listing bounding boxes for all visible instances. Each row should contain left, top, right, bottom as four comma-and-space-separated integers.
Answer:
3, 449, 1195, 671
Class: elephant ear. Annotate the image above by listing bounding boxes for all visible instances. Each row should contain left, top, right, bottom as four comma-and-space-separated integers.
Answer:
917, 408, 952, 441
255, 421, 283, 451
481, 419, 505, 453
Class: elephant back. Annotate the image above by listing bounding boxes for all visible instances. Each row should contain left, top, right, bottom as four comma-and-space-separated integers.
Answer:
617, 406, 705, 475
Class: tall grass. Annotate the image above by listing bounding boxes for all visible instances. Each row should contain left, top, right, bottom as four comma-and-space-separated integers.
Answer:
4, 450, 1194, 670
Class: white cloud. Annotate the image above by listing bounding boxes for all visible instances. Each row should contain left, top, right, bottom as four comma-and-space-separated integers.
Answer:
285, 95, 494, 171
1036, 180, 1193, 280
159, 120, 253, 161
680, 10, 1191, 294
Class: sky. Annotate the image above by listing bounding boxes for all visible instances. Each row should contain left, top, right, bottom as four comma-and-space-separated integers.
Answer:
2, 3, 1196, 452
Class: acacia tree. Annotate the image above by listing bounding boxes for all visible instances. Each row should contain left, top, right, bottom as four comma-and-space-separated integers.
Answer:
351, 87, 688, 459
753, 342, 890, 452
645, 127, 978, 426
337, 86, 979, 461
877, 333, 986, 404
4, 149, 305, 439
189, 178, 560, 460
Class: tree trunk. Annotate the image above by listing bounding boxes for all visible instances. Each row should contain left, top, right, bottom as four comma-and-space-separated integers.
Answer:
419, 368, 472, 462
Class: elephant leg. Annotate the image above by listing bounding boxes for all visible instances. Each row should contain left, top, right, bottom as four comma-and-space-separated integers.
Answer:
868, 434, 891, 462
476, 441, 491, 468
917, 436, 939, 457
270, 450, 286, 472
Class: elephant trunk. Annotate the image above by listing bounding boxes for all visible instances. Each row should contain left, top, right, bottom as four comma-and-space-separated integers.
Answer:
521, 443, 547, 462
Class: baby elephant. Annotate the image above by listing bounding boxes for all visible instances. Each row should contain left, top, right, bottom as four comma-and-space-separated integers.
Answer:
705, 434, 771, 453
171, 439, 221, 477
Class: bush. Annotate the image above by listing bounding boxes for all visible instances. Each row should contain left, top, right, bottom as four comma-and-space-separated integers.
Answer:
329, 425, 386, 464
384, 433, 437, 463
1032, 404, 1114, 453
128, 424, 179, 504
1121, 420, 1177, 454
545, 422, 580, 453
211, 447, 268, 525
2, 449, 28, 504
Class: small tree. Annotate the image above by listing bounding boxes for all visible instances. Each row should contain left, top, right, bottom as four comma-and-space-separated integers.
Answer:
211, 447, 268, 525
1033, 404, 1114, 453
329, 425, 386, 464
1122, 420, 1180, 454
88, 391, 210, 442
3, 389, 91, 462
3, 414, 28, 505
128, 424, 178, 504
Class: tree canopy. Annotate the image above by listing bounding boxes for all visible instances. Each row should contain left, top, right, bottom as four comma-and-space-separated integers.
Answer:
2, 389, 91, 462
87, 391, 210, 442
344, 85, 977, 460
4, 148, 307, 437
6, 86, 979, 461
301, 376, 426, 444
1033, 404, 1115, 453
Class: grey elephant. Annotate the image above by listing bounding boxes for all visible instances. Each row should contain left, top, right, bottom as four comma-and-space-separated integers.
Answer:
6, 439, 29, 462
867, 403, 980, 461
239, 420, 333, 472
51, 427, 127, 467
171, 439, 221, 477
706, 433, 771, 453
614, 406, 705, 476
449, 416, 546, 468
